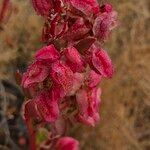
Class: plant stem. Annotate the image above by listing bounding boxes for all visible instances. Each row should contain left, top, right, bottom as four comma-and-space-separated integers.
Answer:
26, 120, 36, 150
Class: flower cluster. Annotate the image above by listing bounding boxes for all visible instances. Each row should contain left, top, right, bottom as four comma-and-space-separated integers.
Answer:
20, 0, 117, 149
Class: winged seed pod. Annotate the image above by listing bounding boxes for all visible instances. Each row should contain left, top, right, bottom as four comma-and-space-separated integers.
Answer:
19, 0, 118, 149
31, 0, 53, 16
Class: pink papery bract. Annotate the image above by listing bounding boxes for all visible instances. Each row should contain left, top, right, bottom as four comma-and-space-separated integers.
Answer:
50, 61, 74, 92
76, 87, 101, 126
100, 3, 113, 13
31, 0, 53, 17
63, 46, 85, 73
85, 70, 102, 88
87, 45, 114, 78
23, 100, 41, 122
67, 73, 84, 96
64, 18, 90, 42
65, 0, 99, 16
35, 44, 60, 64
36, 90, 60, 122
93, 9, 117, 41
74, 37, 96, 53
56, 137, 79, 150
24, 89, 60, 123
51, 117, 68, 136
21, 61, 49, 88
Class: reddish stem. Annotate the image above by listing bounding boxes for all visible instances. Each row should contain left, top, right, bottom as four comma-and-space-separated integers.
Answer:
26, 120, 36, 150
0, 0, 10, 23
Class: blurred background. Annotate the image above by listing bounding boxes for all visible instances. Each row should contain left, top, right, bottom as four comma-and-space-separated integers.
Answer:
0, 0, 149, 149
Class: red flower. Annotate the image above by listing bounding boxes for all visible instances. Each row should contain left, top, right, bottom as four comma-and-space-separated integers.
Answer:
35, 44, 60, 64
35, 89, 60, 122
63, 18, 90, 42
31, 0, 53, 17
23, 88, 61, 123
67, 73, 84, 96
23, 99, 41, 122
85, 70, 102, 88
100, 3, 113, 13
86, 45, 114, 78
51, 117, 68, 136
63, 46, 85, 73
21, 61, 49, 88
20, 0, 118, 148
50, 61, 74, 92
76, 87, 101, 126
64, 0, 99, 16
56, 137, 79, 150
47, 14, 68, 40
93, 6, 118, 41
